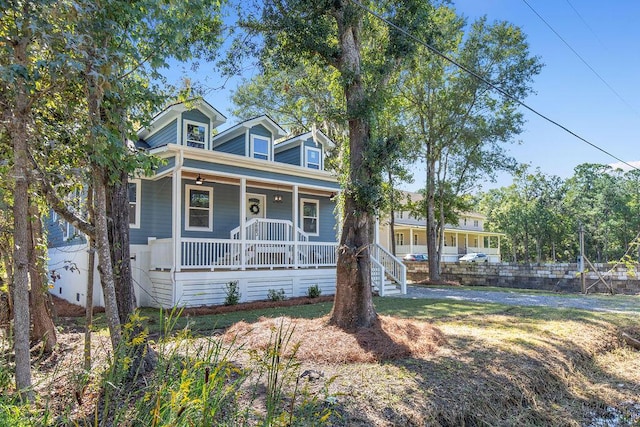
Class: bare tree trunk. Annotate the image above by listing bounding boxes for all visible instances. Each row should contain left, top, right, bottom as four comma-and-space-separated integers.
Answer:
93, 169, 122, 350
84, 184, 95, 371
388, 170, 396, 256
10, 36, 34, 402
28, 203, 56, 352
329, 4, 377, 330
107, 170, 136, 324
85, 239, 95, 371
426, 157, 440, 281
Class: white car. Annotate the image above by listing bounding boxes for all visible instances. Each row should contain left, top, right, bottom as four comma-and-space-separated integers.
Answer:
459, 253, 488, 263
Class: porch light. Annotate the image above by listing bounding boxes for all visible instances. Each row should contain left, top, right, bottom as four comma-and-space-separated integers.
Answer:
195, 174, 203, 185
273, 193, 283, 203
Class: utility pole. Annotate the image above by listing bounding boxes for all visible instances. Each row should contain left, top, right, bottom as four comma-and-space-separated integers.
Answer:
579, 223, 585, 293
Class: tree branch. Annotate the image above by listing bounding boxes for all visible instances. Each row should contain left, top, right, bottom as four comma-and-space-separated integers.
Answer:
27, 150, 95, 237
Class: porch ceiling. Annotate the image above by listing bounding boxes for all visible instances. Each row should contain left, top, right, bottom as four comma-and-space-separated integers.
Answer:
181, 171, 336, 197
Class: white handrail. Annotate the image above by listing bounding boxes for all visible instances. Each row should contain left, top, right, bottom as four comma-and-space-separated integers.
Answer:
371, 256, 386, 296
370, 243, 407, 294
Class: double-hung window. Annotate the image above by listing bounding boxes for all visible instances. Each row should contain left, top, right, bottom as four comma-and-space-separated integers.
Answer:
128, 180, 141, 228
184, 120, 208, 149
185, 184, 213, 231
305, 147, 321, 169
251, 135, 270, 160
395, 233, 404, 246
300, 199, 319, 236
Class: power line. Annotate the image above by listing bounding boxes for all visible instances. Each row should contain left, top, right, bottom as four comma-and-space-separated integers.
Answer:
564, 0, 605, 48
522, 0, 640, 119
348, 0, 638, 172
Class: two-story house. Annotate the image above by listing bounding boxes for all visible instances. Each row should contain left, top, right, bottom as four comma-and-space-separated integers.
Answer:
48, 100, 406, 308
378, 193, 503, 262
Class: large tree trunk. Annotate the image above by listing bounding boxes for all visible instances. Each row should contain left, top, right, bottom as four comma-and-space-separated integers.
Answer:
329, 3, 377, 330
28, 203, 57, 352
107, 170, 136, 324
426, 157, 440, 281
10, 36, 34, 402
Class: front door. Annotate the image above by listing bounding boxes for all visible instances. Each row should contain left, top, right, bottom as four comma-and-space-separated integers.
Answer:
246, 193, 266, 220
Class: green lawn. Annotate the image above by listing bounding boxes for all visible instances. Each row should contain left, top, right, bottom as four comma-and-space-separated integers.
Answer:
75, 288, 638, 336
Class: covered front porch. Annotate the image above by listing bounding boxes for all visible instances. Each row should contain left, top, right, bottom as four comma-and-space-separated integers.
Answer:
148, 218, 339, 271
392, 226, 502, 262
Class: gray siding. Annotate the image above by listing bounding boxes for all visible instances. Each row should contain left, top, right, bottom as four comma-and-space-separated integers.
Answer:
213, 183, 240, 238
250, 124, 271, 138
155, 156, 175, 174
182, 109, 211, 124
274, 146, 300, 166
183, 158, 340, 190
131, 178, 173, 244
216, 133, 245, 155
146, 119, 177, 148
46, 214, 86, 248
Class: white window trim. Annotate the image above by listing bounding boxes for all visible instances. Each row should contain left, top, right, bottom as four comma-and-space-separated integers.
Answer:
250, 134, 271, 160
183, 119, 209, 150
395, 233, 404, 246
61, 221, 71, 241
304, 146, 322, 169
185, 184, 213, 231
300, 198, 319, 236
129, 179, 141, 229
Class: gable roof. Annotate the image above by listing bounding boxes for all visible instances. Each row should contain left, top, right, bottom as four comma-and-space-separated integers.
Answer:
212, 115, 287, 147
274, 129, 335, 152
138, 99, 226, 140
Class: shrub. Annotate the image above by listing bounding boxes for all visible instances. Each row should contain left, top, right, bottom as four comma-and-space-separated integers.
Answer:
267, 288, 286, 302
307, 284, 321, 298
224, 281, 241, 306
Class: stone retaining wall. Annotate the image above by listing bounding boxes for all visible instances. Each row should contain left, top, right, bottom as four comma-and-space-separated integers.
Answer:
405, 262, 640, 294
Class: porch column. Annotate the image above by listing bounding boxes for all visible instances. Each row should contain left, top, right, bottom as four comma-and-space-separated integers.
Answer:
409, 228, 414, 253
293, 185, 299, 269
173, 167, 182, 273
375, 218, 380, 244
240, 178, 246, 270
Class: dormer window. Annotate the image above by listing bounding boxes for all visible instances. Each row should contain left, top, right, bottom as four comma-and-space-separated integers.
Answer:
305, 147, 321, 169
251, 135, 270, 160
184, 120, 208, 149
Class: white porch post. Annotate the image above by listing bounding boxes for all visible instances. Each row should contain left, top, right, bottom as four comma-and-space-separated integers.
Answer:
173, 167, 182, 273
409, 228, 414, 253
375, 218, 380, 244
293, 185, 299, 269
240, 178, 247, 270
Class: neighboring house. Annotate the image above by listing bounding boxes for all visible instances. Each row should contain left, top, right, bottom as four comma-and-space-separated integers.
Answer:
378, 193, 503, 262
48, 100, 406, 308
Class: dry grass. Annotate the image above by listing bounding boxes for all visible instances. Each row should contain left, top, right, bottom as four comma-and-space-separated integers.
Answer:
224, 315, 446, 363
30, 294, 640, 426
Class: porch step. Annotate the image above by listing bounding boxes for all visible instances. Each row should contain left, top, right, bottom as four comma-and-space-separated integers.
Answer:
374, 280, 402, 296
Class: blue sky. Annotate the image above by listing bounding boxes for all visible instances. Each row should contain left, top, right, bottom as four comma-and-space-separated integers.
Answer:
168, 1, 640, 192
453, 0, 640, 190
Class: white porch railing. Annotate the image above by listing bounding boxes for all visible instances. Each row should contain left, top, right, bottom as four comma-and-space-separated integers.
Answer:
370, 243, 407, 294
230, 218, 309, 242
173, 238, 337, 270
